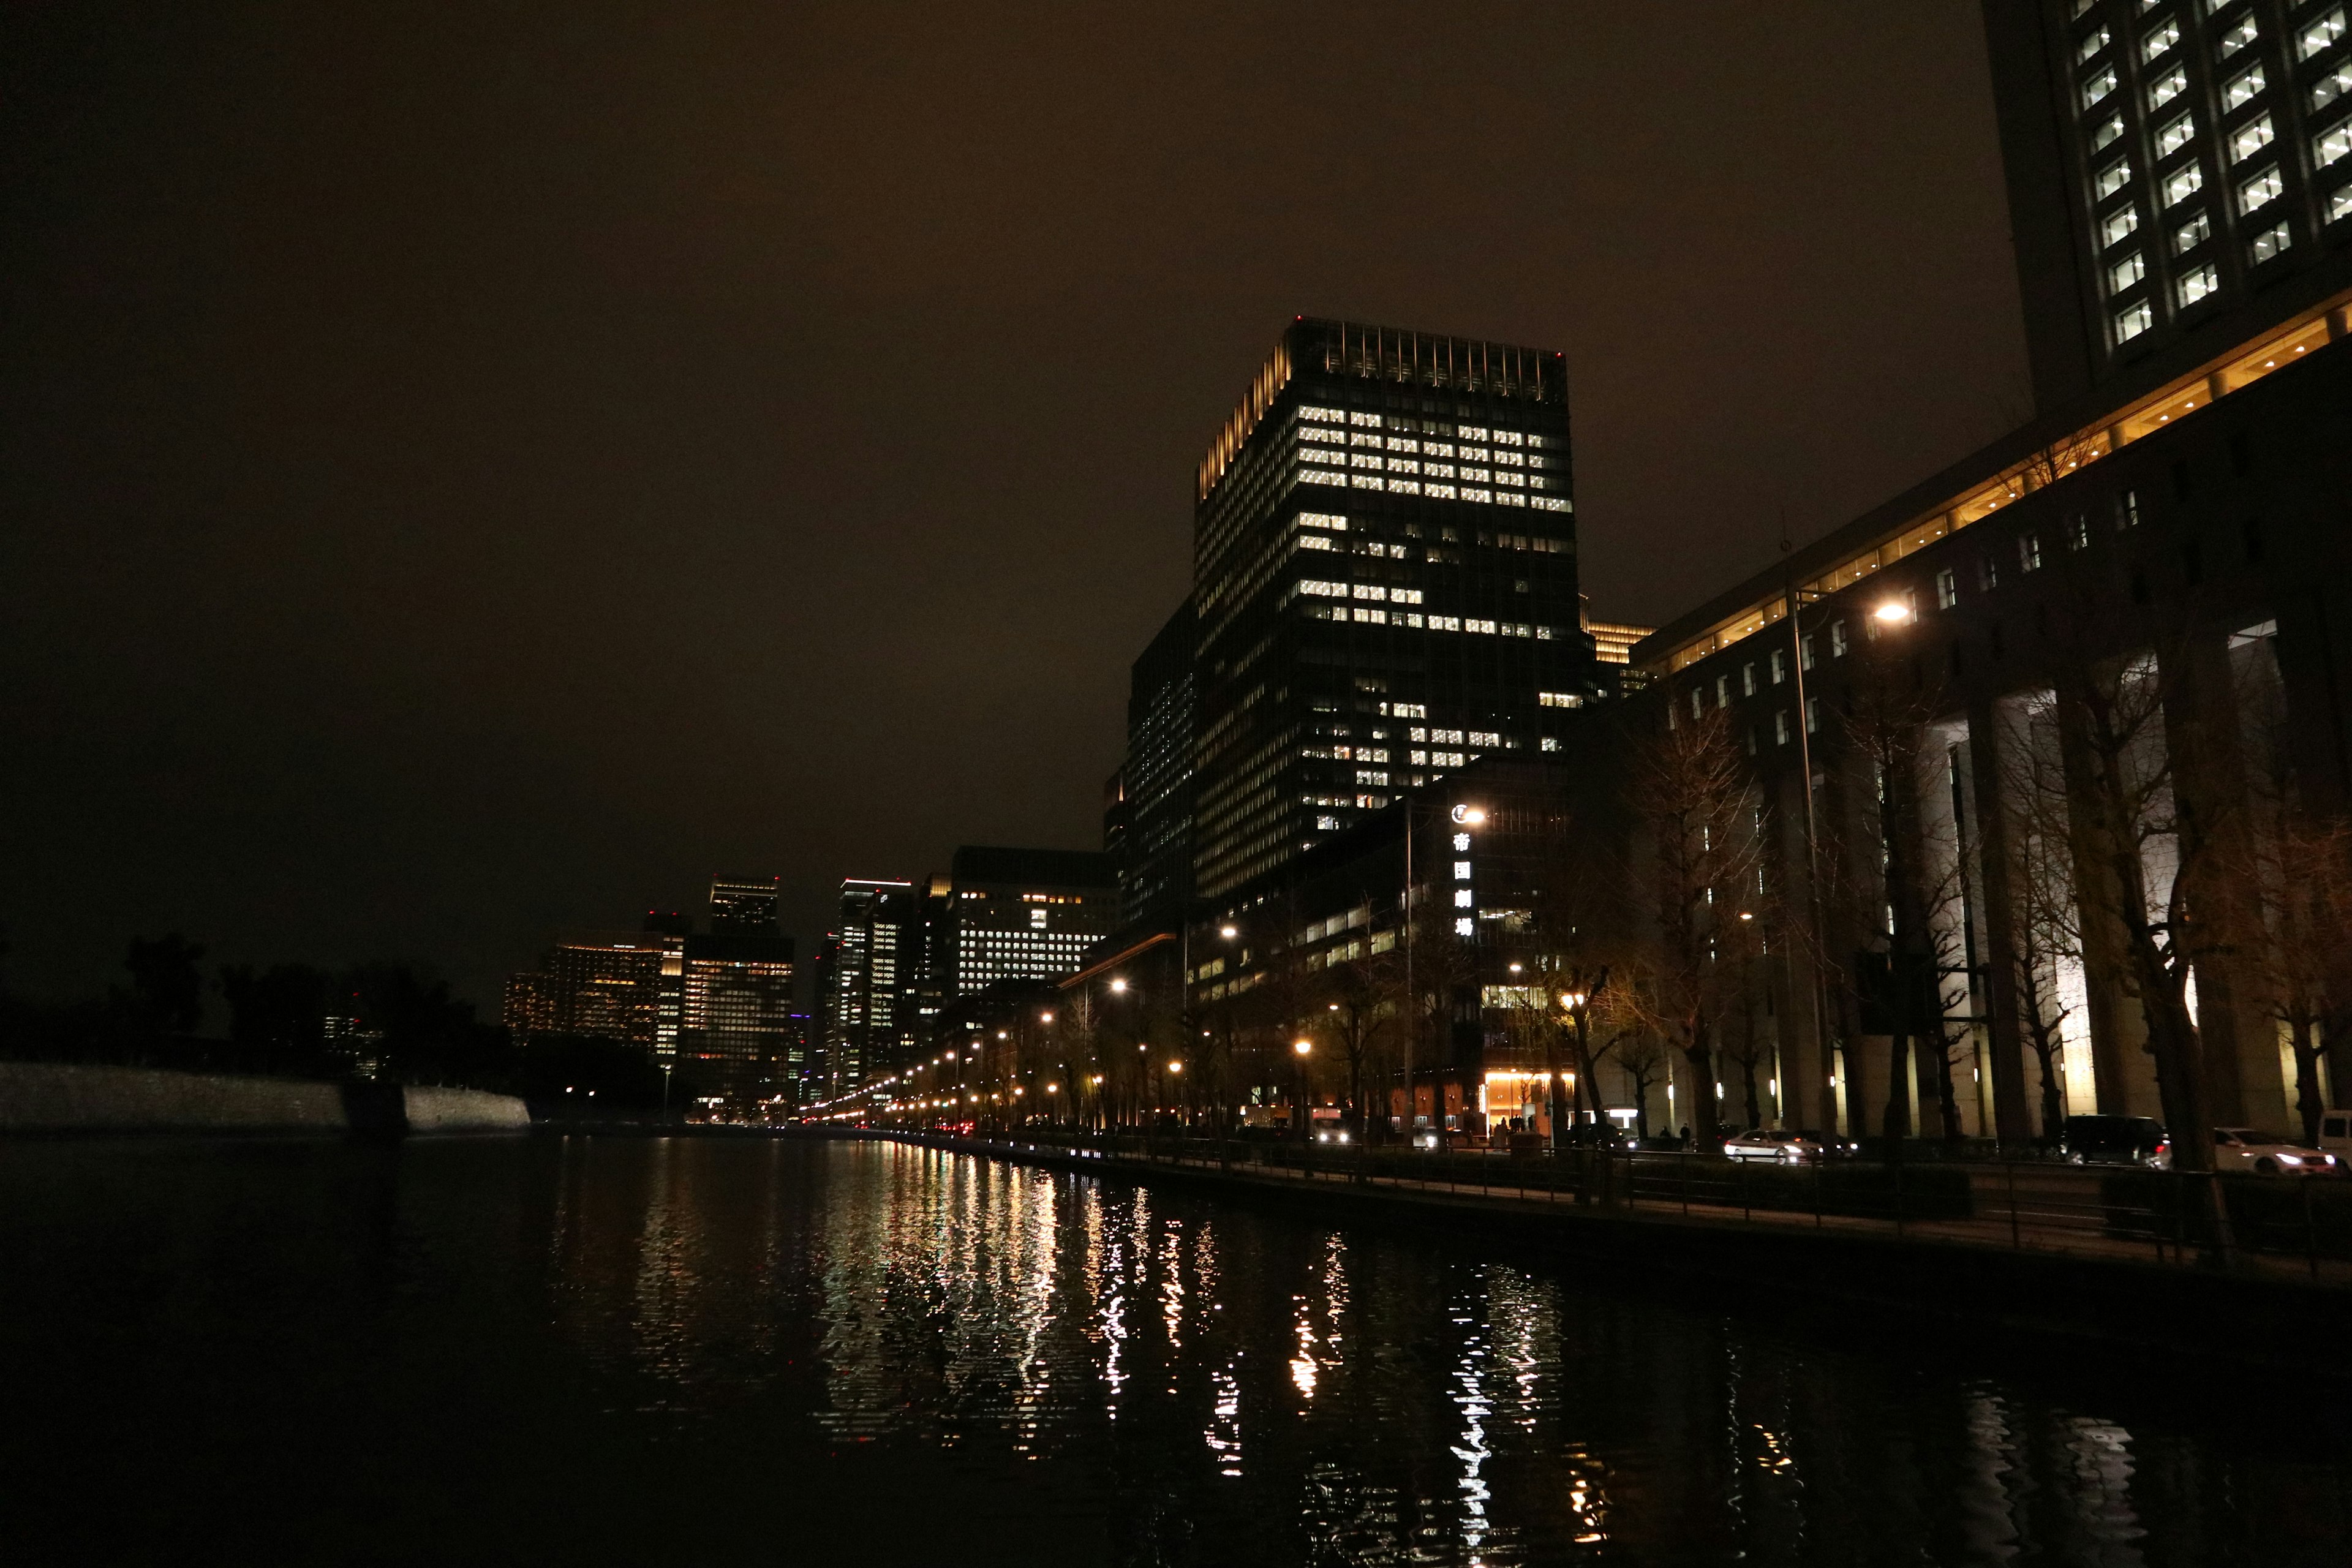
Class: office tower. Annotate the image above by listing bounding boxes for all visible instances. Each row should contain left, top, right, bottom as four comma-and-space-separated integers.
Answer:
1189, 318, 1598, 900
1117, 600, 1197, 927
707, 876, 782, 937
639, 909, 694, 1062
1983, 0, 2352, 411
674, 877, 796, 1109
502, 933, 668, 1048
944, 845, 1118, 995
818, 878, 918, 1093
908, 874, 957, 1046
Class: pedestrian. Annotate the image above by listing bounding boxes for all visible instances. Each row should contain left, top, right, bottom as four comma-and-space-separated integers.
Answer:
1678, 1123, 1692, 1150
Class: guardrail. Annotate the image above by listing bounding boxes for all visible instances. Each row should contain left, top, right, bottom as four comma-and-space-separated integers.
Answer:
858, 1127, 2352, 1286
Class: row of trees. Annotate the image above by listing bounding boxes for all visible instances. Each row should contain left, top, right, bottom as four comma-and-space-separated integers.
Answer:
0, 930, 665, 1103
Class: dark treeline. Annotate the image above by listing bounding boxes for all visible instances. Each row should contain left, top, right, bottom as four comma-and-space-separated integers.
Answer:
0, 930, 665, 1110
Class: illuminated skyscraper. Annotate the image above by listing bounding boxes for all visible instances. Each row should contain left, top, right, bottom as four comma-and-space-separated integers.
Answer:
818, 878, 917, 1093
1188, 318, 1598, 899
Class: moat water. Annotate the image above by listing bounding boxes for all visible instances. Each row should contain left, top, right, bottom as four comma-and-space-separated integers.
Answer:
2, 1134, 2346, 1565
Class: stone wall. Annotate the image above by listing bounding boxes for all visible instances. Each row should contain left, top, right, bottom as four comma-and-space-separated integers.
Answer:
0, 1061, 529, 1135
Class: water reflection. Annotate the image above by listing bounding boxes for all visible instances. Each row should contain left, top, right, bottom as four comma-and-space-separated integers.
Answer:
521, 1138, 2352, 1564
9, 1136, 2350, 1567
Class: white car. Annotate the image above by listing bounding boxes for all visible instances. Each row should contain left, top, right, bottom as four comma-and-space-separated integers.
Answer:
1722, 1129, 1812, 1164
2212, 1126, 2342, 1177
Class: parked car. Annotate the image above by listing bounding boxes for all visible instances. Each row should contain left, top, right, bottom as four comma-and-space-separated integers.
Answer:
2211, 1126, 2341, 1177
1724, 1129, 1816, 1163
2318, 1110, 2352, 1159
2059, 1114, 2168, 1166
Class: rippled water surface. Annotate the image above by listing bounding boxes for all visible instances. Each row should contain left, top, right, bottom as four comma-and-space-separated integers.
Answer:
3, 1135, 2348, 1566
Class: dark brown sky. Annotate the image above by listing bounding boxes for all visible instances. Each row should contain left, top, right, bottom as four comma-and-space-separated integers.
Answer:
1, 0, 2029, 1012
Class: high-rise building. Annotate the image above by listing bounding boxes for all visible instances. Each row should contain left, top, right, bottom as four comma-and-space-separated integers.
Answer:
1983, 0, 2352, 412
818, 878, 918, 1094
944, 845, 1118, 996
502, 933, 668, 1048
707, 876, 782, 937
1117, 600, 1197, 928
674, 876, 796, 1110
1188, 318, 1598, 900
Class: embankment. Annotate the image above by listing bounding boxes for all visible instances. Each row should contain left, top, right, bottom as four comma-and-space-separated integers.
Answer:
0, 1061, 529, 1135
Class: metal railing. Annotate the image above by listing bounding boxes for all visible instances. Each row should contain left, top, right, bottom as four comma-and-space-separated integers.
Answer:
855, 1126, 2352, 1287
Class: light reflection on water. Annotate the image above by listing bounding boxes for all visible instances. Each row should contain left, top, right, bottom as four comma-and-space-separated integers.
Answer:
4, 1134, 2350, 1566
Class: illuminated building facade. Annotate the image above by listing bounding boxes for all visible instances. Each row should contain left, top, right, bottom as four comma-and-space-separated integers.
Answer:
817, 878, 918, 1095
502, 933, 667, 1048
1986, 0, 2352, 409
675, 876, 796, 1109
944, 845, 1118, 997
1188, 318, 1600, 901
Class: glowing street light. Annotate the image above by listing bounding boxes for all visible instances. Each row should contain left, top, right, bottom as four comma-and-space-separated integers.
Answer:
1109, 978, 1127, 993
1293, 1038, 1313, 1057
1219, 924, 1237, 938
1874, 600, 1914, 625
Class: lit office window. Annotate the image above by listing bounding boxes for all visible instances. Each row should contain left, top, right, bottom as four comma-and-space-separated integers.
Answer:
1716, 674, 1732, 707
2142, 18, 2179, 61
1465, 618, 1497, 634
1800, 634, 1817, 671
1531, 496, 1570, 512
1429, 615, 1461, 631
1385, 457, 1420, 473
2223, 63, 2266, 110
2318, 120, 2352, 168
2092, 114, 2127, 151
1298, 511, 1347, 530
2019, 533, 2044, 573
1805, 698, 1820, 735
2103, 206, 2140, 246
1457, 425, 1488, 440
1299, 406, 1346, 424
2084, 66, 2119, 107
2164, 163, 2205, 204
1300, 448, 1347, 467
1423, 441, 1455, 458
2097, 157, 2134, 197
2217, 14, 2260, 56
2238, 165, 2284, 211
2230, 113, 2275, 161
2149, 66, 2188, 108
1470, 729, 1501, 746
1348, 411, 1383, 428
2174, 209, 2211, 251
2109, 251, 2147, 291
1385, 478, 1422, 495
1770, 649, 1787, 685
2317, 62, 2352, 111
1298, 534, 1335, 552
1423, 483, 1458, 500
1540, 736, 1559, 753
1392, 588, 1424, 604
2176, 262, 2220, 305
1494, 449, 1526, 467
2302, 7, 2346, 59
1741, 663, 1757, 696
1936, 568, 1958, 609
1830, 620, 1849, 657
2155, 112, 2197, 156
2248, 220, 2293, 262
2079, 23, 2112, 61
1496, 470, 1526, 488
2334, 184, 2352, 222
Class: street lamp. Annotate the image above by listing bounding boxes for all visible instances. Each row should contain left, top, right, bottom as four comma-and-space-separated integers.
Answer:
1109, 978, 1127, 993
1874, 600, 1914, 625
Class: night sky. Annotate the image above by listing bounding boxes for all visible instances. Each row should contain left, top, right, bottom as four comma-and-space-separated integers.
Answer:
2, 1, 2027, 1014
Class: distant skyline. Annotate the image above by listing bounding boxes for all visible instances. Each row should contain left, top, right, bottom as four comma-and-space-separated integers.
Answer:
1, 1, 2027, 1011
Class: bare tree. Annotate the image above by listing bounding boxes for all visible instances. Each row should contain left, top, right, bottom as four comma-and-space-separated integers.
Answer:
1628, 699, 1761, 1150
1318, 955, 1392, 1141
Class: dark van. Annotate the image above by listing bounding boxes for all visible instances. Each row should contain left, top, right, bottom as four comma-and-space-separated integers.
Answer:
2059, 1114, 2166, 1166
